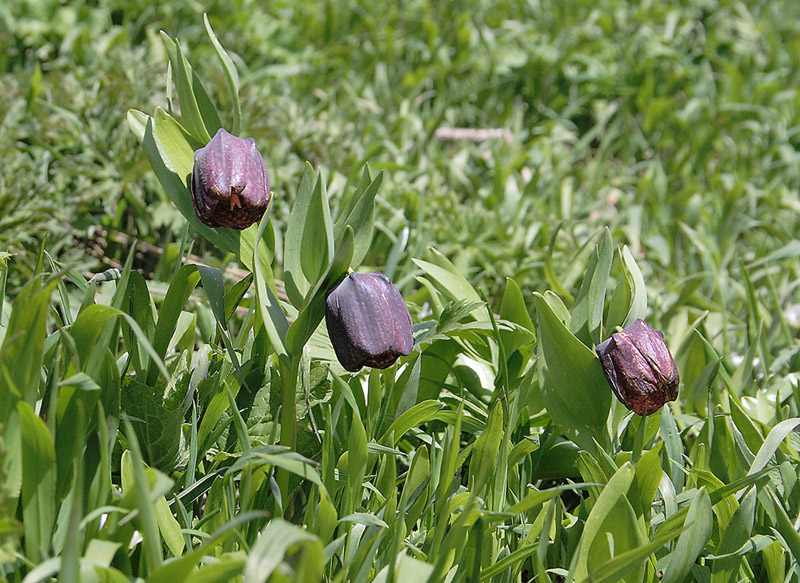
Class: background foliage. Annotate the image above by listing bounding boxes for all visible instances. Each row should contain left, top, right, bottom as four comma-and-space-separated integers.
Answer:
2, 0, 800, 581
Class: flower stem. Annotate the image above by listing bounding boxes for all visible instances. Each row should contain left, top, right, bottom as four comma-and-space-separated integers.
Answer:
277, 354, 300, 514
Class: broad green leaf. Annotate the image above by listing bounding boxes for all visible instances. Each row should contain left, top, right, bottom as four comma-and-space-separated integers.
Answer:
534, 292, 611, 452
124, 359, 190, 471
662, 487, 713, 583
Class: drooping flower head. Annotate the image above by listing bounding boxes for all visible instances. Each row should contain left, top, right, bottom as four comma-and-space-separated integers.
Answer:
325, 272, 414, 372
596, 319, 679, 415
190, 128, 270, 230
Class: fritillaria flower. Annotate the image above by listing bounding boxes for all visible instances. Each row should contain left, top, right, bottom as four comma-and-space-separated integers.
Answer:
596, 319, 679, 415
190, 128, 270, 230
325, 272, 414, 372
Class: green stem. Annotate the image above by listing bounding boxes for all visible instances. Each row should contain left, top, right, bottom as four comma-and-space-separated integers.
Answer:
277, 354, 300, 514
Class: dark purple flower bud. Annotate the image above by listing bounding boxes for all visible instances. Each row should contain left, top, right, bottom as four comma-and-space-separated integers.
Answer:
325, 272, 414, 372
190, 128, 270, 230
595, 319, 679, 416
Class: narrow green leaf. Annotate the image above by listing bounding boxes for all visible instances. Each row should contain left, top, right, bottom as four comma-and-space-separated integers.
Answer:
286, 226, 354, 355
348, 413, 368, 510
338, 513, 389, 529
146, 510, 266, 583
412, 256, 485, 319
480, 541, 539, 580
197, 266, 227, 330
710, 487, 757, 583
0, 279, 56, 419
571, 227, 612, 345
224, 273, 253, 322
147, 264, 201, 385
379, 400, 443, 446
399, 445, 430, 530
507, 482, 599, 516
469, 402, 504, 495
662, 487, 713, 583
242, 519, 321, 583
333, 166, 382, 268
284, 163, 317, 305
620, 246, 647, 326
748, 418, 800, 476
767, 489, 800, 569
159, 32, 212, 142
121, 428, 163, 573
204, 14, 241, 135
18, 401, 56, 562
575, 463, 643, 582
253, 213, 288, 362
499, 277, 536, 356
300, 173, 335, 286
580, 522, 684, 583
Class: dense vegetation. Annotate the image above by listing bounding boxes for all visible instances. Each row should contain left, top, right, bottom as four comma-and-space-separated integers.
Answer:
2, 0, 800, 581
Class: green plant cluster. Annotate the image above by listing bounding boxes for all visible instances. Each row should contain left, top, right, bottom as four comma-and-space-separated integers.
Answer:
1, 1, 800, 582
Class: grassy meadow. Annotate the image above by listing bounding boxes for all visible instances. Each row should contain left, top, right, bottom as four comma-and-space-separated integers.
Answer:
2, 0, 800, 581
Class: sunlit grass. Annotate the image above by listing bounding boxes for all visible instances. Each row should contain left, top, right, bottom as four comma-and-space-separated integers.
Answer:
1, 0, 800, 581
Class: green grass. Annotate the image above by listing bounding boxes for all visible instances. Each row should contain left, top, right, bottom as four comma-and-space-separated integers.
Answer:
1, 0, 800, 581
